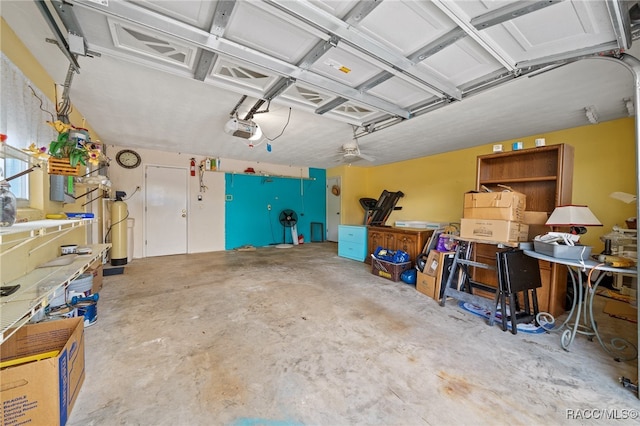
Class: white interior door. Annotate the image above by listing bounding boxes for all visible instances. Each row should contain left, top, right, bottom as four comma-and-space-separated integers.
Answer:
145, 165, 188, 257
326, 177, 341, 242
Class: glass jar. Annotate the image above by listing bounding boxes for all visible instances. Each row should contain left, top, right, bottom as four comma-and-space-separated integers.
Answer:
0, 180, 17, 227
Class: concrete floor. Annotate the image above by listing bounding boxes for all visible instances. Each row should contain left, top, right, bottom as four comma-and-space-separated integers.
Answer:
68, 242, 638, 425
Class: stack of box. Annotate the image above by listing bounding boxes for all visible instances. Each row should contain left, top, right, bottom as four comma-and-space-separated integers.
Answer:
460, 191, 529, 242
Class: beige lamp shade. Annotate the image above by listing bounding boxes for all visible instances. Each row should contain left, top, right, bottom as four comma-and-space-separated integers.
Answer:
545, 205, 602, 227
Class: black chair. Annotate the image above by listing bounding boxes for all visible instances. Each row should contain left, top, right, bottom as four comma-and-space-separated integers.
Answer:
494, 249, 542, 334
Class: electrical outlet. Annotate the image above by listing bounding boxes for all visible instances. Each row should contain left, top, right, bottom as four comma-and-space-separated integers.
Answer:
267, 204, 271, 210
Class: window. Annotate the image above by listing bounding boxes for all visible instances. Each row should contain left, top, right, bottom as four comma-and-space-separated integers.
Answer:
0, 144, 33, 207
0, 53, 57, 205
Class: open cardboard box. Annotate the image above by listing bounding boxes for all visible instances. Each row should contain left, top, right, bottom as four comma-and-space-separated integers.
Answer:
463, 191, 526, 222
1, 317, 85, 426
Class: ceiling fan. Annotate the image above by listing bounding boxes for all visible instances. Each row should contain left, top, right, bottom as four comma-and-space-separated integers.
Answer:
335, 129, 376, 163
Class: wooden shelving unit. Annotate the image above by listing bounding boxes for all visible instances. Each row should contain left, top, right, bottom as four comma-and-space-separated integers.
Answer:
472, 144, 574, 316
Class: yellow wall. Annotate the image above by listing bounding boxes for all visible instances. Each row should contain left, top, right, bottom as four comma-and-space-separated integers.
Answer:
329, 118, 637, 251
327, 165, 370, 225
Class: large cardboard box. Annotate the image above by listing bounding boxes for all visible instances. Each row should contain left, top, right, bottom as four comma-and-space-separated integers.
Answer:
463, 191, 526, 222
0, 317, 85, 426
460, 218, 529, 242
416, 251, 455, 300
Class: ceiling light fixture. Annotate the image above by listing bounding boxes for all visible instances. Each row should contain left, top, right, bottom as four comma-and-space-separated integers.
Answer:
584, 105, 599, 124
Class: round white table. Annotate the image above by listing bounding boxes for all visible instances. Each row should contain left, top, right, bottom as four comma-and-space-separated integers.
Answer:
524, 250, 637, 361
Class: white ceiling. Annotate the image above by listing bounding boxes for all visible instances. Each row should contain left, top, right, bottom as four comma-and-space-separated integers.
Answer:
2, 0, 640, 169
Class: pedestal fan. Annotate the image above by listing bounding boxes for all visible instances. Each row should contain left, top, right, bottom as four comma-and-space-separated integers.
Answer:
277, 209, 298, 247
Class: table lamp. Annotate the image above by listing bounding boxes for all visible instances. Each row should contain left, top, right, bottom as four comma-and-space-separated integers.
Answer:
545, 205, 602, 235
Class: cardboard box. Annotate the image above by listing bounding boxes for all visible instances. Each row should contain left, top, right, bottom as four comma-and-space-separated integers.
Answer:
0, 317, 85, 426
604, 300, 637, 323
416, 271, 437, 299
522, 211, 549, 240
523, 211, 548, 225
87, 259, 103, 294
416, 251, 454, 300
463, 191, 526, 222
460, 218, 529, 242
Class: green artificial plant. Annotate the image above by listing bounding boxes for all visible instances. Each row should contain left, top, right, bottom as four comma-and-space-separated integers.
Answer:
48, 130, 89, 167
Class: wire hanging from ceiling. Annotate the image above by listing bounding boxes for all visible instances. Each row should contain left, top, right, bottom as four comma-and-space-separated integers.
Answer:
28, 85, 55, 122
264, 107, 292, 142
226, 94, 292, 150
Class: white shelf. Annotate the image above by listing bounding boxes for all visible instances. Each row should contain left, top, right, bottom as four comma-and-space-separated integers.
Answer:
228, 171, 316, 180
0, 219, 93, 247
1, 243, 111, 344
0, 143, 41, 167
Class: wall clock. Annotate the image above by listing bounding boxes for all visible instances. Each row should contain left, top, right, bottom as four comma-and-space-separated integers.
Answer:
115, 149, 141, 169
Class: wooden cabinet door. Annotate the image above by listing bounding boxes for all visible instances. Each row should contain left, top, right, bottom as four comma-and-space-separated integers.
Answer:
396, 233, 419, 261
384, 232, 397, 251
367, 229, 385, 261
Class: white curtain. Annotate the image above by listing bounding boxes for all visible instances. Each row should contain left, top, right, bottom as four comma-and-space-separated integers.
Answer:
0, 52, 57, 151
0, 53, 56, 198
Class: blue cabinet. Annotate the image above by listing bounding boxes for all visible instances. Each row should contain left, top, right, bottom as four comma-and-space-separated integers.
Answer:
338, 225, 368, 262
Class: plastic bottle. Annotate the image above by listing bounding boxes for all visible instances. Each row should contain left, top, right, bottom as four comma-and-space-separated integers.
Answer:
0, 181, 17, 227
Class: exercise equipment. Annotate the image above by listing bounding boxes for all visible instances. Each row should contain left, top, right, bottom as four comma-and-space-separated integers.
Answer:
359, 190, 404, 226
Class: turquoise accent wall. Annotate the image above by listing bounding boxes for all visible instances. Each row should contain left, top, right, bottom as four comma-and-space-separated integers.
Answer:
225, 168, 327, 249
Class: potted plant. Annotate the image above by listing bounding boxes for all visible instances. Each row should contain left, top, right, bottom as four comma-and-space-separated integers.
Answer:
47, 124, 105, 174
48, 130, 88, 167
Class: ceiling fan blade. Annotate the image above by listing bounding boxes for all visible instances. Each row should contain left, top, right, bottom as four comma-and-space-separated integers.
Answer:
345, 155, 364, 163
358, 152, 376, 162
